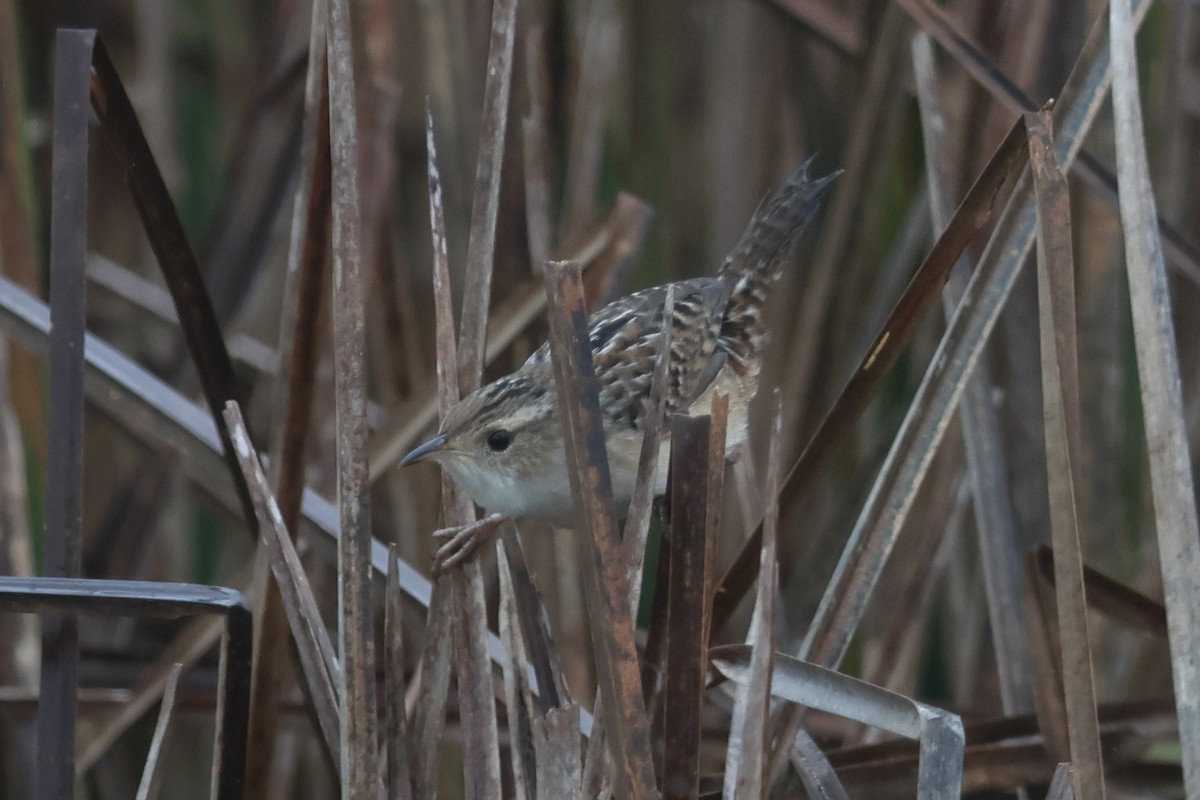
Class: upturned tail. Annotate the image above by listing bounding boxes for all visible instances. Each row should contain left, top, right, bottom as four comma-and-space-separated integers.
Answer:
718, 158, 839, 367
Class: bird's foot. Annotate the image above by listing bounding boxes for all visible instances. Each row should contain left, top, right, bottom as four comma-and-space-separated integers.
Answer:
432, 513, 508, 574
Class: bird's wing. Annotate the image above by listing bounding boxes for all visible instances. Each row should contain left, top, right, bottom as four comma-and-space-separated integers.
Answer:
526, 278, 730, 432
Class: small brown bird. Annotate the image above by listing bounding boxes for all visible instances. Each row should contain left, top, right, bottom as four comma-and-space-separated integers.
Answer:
402, 160, 836, 527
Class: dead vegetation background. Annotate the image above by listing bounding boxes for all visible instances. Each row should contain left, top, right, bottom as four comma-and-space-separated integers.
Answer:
0, 0, 1197, 798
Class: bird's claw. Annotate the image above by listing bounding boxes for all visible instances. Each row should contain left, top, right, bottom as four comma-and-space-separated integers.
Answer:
432, 513, 508, 575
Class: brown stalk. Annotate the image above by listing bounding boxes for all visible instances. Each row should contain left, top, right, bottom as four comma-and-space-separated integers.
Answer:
411, 590, 453, 800
642, 523, 673, 741
90, 38, 257, 530
580, 716, 608, 799
766, 113, 1033, 783
427, 61, 506, 786
542, 260, 657, 798
770, 0, 1164, 779
412, 108, 458, 800
223, 402, 341, 764
498, 524, 569, 714
326, 0, 379, 792
661, 412, 720, 800
423, 100, 503, 798
445, 338, 503, 779
450, 556, 504, 799
1027, 108, 1105, 800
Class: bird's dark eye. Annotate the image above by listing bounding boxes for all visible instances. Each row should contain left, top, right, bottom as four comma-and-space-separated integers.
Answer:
486, 429, 513, 452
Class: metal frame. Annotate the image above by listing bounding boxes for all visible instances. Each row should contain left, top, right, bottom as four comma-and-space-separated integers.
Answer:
25, 28, 257, 799
1, 577, 251, 799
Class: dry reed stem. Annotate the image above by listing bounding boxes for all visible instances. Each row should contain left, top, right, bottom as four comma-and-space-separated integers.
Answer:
224, 401, 341, 762
133, 662, 183, 800
1109, 0, 1200, 790
542, 260, 657, 798
1027, 108, 1105, 800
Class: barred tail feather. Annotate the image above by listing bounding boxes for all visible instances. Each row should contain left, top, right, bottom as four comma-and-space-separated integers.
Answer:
719, 158, 839, 367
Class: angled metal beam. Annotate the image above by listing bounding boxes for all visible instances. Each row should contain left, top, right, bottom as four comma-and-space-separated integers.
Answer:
2, 577, 251, 800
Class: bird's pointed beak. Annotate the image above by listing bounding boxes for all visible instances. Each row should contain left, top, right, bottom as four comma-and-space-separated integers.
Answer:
400, 433, 450, 466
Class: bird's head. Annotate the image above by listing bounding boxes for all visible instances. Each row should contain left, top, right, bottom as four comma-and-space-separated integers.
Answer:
399, 364, 568, 517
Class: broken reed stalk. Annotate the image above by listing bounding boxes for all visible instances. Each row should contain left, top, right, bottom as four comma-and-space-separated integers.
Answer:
542, 259, 657, 799
326, 0, 379, 793
1027, 108, 1105, 800
223, 401, 341, 763
412, 106, 456, 799
661, 406, 724, 800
